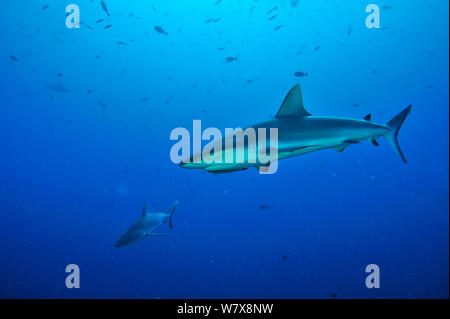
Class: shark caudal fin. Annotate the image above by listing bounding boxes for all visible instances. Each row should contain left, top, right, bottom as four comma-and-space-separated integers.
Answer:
165, 201, 178, 229
386, 105, 412, 163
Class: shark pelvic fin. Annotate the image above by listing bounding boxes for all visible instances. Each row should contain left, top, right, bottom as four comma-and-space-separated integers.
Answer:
276, 84, 311, 118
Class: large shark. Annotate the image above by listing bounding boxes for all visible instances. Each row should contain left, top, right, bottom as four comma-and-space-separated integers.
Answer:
115, 201, 178, 248
180, 84, 411, 173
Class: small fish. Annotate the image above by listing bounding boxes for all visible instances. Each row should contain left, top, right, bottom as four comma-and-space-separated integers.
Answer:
314, 45, 321, 51
205, 18, 214, 24
290, 0, 299, 7
274, 25, 283, 31
9, 55, 18, 63
267, 6, 277, 15
382, 5, 394, 10
42, 4, 49, 10
347, 27, 352, 35
96, 19, 104, 23
43, 83, 69, 93
225, 56, 238, 62
217, 47, 226, 51
267, 14, 278, 21
86, 89, 93, 94
117, 41, 126, 45
259, 205, 271, 210
98, 101, 107, 108
83, 23, 94, 30
101, 1, 110, 16
215, 0, 222, 5
140, 98, 149, 102
152, 5, 157, 13
282, 255, 287, 261
294, 71, 308, 77
213, 17, 222, 23
104, 25, 112, 29
246, 80, 254, 84
57, 73, 63, 78
154, 25, 168, 35
371, 68, 378, 74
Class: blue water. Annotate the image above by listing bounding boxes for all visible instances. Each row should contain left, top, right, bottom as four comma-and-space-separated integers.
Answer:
0, 0, 448, 299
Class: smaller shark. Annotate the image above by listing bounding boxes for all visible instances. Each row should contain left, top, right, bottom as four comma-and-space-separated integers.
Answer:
115, 201, 178, 248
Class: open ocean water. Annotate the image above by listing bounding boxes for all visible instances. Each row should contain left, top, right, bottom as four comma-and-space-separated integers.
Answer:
0, 0, 448, 299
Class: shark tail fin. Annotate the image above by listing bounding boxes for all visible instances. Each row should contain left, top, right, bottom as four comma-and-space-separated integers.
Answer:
386, 105, 412, 163
166, 201, 178, 229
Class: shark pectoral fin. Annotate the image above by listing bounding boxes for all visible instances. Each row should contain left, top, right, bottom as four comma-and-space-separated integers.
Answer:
371, 139, 380, 146
275, 84, 311, 118
334, 144, 349, 152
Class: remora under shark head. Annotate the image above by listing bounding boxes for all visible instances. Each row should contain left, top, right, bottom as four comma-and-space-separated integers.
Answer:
180, 84, 412, 174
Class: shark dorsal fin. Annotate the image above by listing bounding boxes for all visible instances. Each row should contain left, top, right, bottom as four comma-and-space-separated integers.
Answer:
142, 201, 148, 216
275, 84, 311, 118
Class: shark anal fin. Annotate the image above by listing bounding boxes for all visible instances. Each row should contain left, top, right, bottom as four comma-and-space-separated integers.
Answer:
371, 139, 380, 146
275, 84, 311, 118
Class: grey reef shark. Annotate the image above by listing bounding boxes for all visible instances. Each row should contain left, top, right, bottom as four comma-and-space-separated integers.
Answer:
115, 201, 178, 247
180, 84, 411, 173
